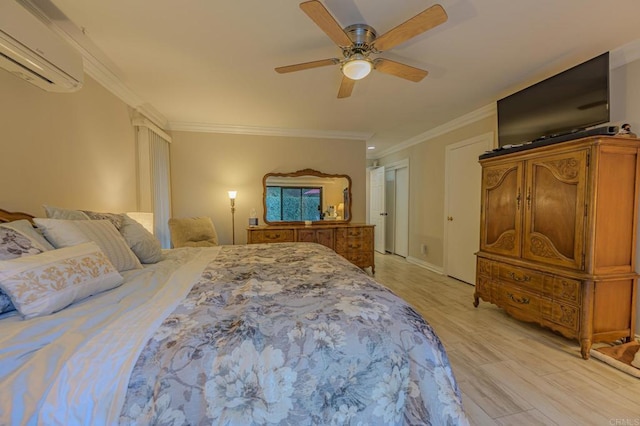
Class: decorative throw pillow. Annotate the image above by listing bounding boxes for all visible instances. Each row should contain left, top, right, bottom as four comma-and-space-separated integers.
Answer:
0, 219, 55, 251
0, 290, 13, 315
0, 227, 45, 260
33, 219, 142, 272
0, 242, 123, 319
0, 227, 48, 316
43, 205, 90, 220
82, 210, 124, 230
120, 214, 163, 263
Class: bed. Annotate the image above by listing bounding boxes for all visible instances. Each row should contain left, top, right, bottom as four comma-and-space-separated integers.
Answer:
0, 208, 468, 425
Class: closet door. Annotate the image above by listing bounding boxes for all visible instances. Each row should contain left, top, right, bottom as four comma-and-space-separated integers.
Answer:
480, 160, 524, 257
522, 149, 588, 270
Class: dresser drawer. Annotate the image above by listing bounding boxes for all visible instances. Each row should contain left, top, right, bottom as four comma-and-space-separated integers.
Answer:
297, 228, 335, 249
340, 252, 373, 268
249, 229, 295, 243
498, 264, 545, 292
335, 227, 373, 253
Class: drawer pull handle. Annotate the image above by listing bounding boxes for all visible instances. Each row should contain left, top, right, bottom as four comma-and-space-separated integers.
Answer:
266, 233, 281, 239
508, 272, 530, 282
349, 243, 361, 250
507, 293, 530, 304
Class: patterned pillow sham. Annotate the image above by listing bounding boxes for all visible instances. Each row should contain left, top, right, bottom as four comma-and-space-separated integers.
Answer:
0, 227, 47, 315
0, 219, 55, 251
82, 210, 124, 230
33, 219, 143, 272
0, 242, 123, 319
0, 227, 45, 260
0, 290, 13, 314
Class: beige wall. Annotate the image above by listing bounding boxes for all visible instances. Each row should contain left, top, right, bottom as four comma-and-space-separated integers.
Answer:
377, 117, 496, 268
169, 131, 366, 245
0, 71, 137, 216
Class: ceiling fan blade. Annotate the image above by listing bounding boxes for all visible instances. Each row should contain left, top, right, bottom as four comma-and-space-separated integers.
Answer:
275, 58, 339, 74
374, 58, 428, 82
300, 0, 352, 47
373, 4, 447, 52
337, 75, 355, 98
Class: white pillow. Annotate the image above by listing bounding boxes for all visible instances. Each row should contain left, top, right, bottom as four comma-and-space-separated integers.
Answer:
0, 219, 55, 251
34, 219, 143, 272
0, 242, 123, 319
43, 205, 90, 220
121, 214, 163, 264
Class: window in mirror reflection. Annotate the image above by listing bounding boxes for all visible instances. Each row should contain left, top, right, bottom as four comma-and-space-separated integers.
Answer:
266, 186, 322, 221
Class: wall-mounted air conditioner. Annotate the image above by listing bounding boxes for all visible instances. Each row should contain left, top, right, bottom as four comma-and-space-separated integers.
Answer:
0, 0, 83, 92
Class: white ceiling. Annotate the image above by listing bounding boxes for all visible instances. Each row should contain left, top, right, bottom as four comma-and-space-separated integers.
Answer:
27, 0, 640, 158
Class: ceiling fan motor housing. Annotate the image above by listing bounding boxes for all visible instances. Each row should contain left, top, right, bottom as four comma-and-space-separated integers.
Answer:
344, 24, 377, 56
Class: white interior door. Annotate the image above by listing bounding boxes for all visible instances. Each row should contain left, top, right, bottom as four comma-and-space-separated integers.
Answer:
385, 170, 396, 253
445, 133, 493, 284
395, 167, 409, 257
370, 166, 386, 254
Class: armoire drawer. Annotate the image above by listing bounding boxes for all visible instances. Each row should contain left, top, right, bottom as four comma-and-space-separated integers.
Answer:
542, 300, 580, 332
496, 284, 542, 318
498, 264, 545, 292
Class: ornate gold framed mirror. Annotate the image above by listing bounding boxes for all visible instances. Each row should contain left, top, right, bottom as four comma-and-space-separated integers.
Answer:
262, 169, 352, 224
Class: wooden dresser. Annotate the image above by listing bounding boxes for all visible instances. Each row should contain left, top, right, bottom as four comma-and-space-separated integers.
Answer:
247, 224, 375, 273
475, 136, 640, 359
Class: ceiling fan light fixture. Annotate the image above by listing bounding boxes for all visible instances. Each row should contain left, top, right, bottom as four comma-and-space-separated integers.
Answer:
342, 55, 372, 80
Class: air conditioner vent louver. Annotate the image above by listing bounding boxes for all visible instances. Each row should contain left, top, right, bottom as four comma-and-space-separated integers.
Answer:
0, 1, 83, 92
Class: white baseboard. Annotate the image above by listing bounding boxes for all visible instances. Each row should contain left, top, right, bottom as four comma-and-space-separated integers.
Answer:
406, 256, 444, 275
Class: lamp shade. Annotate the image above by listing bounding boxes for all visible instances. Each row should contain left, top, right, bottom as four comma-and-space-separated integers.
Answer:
342, 56, 372, 80
126, 212, 154, 234
228, 191, 237, 200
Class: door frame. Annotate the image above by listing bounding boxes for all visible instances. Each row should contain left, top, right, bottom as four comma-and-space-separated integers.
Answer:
369, 166, 386, 254
443, 132, 494, 279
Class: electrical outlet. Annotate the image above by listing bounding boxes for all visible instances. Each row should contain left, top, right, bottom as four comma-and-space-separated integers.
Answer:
420, 244, 427, 255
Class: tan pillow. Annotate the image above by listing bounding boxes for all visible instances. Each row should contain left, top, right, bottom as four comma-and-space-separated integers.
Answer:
168, 217, 218, 248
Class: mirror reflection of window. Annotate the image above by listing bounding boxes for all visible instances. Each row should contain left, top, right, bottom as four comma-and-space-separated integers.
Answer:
266, 186, 322, 221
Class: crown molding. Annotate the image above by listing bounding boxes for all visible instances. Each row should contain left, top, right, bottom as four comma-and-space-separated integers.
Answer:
22, 0, 169, 130
370, 103, 496, 160
168, 121, 371, 141
610, 38, 640, 70
21, 1, 640, 148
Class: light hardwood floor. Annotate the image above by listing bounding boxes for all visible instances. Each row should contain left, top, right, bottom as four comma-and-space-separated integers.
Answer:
371, 253, 640, 425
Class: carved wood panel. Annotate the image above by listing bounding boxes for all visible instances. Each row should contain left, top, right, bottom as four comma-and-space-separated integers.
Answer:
523, 149, 587, 270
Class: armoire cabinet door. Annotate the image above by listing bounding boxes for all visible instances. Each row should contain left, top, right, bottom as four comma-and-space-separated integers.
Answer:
480, 161, 524, 257
522, 149, 588, 269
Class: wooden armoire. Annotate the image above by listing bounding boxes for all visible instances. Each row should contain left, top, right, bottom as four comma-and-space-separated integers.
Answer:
474, 135, 640, 359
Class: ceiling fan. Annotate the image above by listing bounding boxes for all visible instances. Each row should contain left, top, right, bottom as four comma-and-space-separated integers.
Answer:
275, 1, 448, 98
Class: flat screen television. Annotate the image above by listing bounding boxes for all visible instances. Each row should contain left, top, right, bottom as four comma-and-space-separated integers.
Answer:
497, 52, 609, 147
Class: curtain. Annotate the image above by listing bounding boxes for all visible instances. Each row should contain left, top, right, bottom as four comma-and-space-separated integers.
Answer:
134, 118, 172, 248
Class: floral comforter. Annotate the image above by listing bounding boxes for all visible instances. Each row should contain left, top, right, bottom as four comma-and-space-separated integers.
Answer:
119, 243, 467, 425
